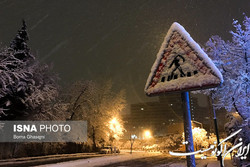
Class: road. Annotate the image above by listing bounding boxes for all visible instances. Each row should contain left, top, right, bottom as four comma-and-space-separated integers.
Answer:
101, 153, 184, 167
35, 151, 235, 167
0, 150, 235, 167
35, 151, 182, 167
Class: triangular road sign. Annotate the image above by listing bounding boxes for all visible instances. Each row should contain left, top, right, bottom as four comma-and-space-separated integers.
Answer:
145, 22, 223, 96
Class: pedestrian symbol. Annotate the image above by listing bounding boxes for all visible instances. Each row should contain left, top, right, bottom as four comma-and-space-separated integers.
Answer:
168, 54, 186, 80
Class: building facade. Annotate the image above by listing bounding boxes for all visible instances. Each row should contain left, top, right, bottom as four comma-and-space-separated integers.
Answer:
123, 93, 227, 139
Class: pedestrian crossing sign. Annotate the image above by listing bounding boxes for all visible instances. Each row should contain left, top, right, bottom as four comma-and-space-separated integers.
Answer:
145, 22, 223, 96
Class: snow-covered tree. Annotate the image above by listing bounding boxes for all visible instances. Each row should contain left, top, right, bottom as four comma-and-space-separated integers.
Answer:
198, 15, 249, 121
196, 16, 250, 163
158, 134, 182, 150
67, 80, 126, 149
224, 112, 249, 162
0, 20, 58, 119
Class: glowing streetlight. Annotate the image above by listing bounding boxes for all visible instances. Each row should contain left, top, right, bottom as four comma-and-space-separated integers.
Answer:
143, 130, 152, 139
109, 118, 119, 131
109, 117, 123, 139
131, 134, 137, 139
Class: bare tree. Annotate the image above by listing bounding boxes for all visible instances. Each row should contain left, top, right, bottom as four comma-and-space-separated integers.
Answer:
67, 80, 126, 150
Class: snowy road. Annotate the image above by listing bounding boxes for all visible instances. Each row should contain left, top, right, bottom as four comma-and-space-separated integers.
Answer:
35, 151, 236, 167
102, 156, 235, 167
35, 151, 163, 167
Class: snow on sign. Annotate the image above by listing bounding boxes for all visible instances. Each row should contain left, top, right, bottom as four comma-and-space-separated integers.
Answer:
145, 22, 223, 96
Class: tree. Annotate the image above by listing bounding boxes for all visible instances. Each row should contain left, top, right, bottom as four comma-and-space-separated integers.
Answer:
197, 15, 249, 121
67, 80, 126, 150
195, 16, 250, 162
158, 134, 182, 150
0, 20, 58, 119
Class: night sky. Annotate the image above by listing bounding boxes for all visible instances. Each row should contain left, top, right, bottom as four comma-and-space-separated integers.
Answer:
0, 0, 249, 109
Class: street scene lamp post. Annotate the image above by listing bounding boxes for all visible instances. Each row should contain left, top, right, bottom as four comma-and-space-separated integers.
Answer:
130, 134, 137, 154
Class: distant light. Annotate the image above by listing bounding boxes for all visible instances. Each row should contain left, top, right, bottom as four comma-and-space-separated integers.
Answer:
170, 104, 173, 106
109, 117, 122, 138
131, 134, 137, 139
110, 118, 118, 125
141, 108, 144, 110
143, 130, 152, 139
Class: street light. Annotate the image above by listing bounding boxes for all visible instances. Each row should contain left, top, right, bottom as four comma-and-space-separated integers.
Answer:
109, 117, 122, 140
130, 134, 137, 154
143, 130, 152, 139
131, 134, 137, 139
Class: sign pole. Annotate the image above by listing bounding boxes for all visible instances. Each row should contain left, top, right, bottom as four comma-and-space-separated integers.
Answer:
181, 91, 196, 167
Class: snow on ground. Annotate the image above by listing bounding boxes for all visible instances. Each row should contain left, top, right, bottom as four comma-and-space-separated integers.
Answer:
35, 151, 161, 167
35, 151, 238, 167
157, 158, 235, 167
154, 154, 235, 167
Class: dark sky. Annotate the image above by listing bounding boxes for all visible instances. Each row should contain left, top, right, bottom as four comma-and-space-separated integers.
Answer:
0, 0, 249, 107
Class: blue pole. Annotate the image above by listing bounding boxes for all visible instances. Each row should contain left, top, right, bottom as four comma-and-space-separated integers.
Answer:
181, 92, 196, 167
